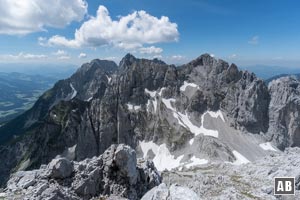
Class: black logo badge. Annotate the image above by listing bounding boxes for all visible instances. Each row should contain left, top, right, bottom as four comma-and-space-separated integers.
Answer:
274, 177, 295, 195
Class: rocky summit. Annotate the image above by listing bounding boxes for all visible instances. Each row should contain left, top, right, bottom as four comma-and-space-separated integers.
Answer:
2, 144, 161, 200
0, 54, 300, 199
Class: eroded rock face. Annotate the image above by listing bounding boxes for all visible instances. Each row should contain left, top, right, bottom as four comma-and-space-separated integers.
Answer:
3, 144, 161, 200
179, 54, 270, 133
267, 76, 300, 150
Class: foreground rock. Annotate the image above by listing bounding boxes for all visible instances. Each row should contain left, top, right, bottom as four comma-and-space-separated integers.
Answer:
161, 147, 300, 199
3, 144, 161, 200
141, 183, 200, 200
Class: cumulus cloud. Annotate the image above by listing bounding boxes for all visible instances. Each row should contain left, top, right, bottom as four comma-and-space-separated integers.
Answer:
44, 5, 179, 51
78, 53, 87, 58
248, 35, 259, 45
0, 52, 47, 60
0, 0, 87, 35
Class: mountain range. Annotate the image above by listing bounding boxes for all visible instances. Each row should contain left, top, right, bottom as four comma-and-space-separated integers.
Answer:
0, 54, 300, 199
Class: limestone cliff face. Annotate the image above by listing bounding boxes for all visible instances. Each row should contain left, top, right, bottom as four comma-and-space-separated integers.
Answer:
0, 54, 298, 187
267, 76, 300, 150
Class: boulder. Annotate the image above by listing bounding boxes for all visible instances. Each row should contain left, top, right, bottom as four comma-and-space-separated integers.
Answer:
114, 144, 138, 185
47, 157, 74, 179
141, 183, 200, 200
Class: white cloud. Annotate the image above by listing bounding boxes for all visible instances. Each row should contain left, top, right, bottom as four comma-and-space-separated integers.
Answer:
48, 35, 81, 48
0, 52, 47, 60
0, 0, 87, 35
164, 55, 187, 64
248, 35, 259, 45
53, 50, 67, 56
52, 50, 71, 60
38, 37, 47, 46
78, 53, 87, 58
139, 46, 163, 54
171, 55, 185, 60
44, 5, 179, 51
153, 55, 163, 59
229, 54, 237, 59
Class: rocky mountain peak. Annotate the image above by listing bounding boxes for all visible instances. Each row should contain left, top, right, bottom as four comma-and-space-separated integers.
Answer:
187, 53, 217, 67
119, 53, 137, 69
75, 59, 118, 75
119, 53, 167, 72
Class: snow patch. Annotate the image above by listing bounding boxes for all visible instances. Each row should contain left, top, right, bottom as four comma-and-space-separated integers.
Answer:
158, 87, 166, 96
185, 156, 208, 168
161, 98, 220, 138
207, 110, 225, 122
232, 150, 250, 165
259, 142, 277, 151
140, 141, 184, 171
180, 81, 199, 92
86, 97, 93, 102
145, 88, 158, 113
162, 98, 176, 111
189, 138, 194, 145
145, 88, 156, 98
140, 141, 208, 171
106, 75, 111, 83
126, 103, 141, 111
68, 144, 77, 155
70, 83, 77, 99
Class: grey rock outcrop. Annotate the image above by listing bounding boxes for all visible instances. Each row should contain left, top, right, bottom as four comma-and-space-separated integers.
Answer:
267, 76, 300, 149
113, 144, 138, 185
141, 183, 200, 200
3, 144, 161, 200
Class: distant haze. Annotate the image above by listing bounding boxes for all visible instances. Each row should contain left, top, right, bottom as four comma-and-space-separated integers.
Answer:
0, 63, 78, 79
240, 65, 300, 80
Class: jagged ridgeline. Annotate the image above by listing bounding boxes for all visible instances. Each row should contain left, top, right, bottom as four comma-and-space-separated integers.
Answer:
0, 53, 300, 187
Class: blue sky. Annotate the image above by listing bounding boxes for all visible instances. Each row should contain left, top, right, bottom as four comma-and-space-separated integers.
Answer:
0, 0, 299, 67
